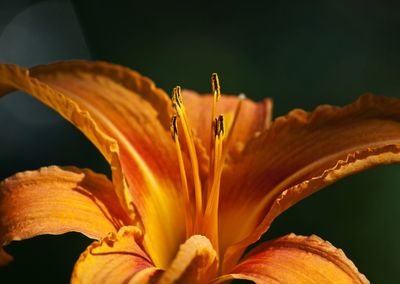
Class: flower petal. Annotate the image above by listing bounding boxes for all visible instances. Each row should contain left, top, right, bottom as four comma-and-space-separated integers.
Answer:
182, 90, 272, 156
215, 234, 369, 284
71, 226, 157, 284
0, 62, 186, 268
157, 235, 218, 284
220, 94, 400, 271
0, 166, 129, 262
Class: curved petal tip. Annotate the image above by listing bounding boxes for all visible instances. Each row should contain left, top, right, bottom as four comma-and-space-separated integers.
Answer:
217, 233, 369, 284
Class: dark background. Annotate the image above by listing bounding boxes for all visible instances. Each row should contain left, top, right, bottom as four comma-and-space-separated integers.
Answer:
1, 0, 400, 283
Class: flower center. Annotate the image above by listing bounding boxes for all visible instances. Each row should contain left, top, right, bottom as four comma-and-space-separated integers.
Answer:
170, 74, 244, 255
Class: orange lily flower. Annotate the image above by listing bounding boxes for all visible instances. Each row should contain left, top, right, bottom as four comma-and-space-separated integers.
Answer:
1, 61, 400, 283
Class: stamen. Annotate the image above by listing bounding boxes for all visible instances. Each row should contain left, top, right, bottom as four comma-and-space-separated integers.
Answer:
169, 74, 239, 253
204, 114, 225, 253
172, 87, 203, 228
170, 115, 193, 237
207, 73, 221, 199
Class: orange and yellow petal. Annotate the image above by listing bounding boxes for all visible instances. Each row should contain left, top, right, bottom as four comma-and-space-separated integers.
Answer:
182, 90, 272, 158
158, 235, 218, 284
0, 166, 129, 262
215, 234, 368, 284
220, 94, 400, 271
0, 62, 187, 268
71, 226, 158, 284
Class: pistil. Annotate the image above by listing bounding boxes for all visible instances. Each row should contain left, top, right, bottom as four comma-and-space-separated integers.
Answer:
207, 73, 221, 199
221, 94, 245, 160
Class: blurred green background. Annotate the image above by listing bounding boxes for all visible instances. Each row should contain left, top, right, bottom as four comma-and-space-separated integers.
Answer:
1, 0, 400, 283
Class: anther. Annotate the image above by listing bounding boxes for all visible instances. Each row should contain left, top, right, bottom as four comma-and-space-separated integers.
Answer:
211, 73, 221, 101
170, 115, 178, 140
215, 115, 224, 137
172, 86, 183, 108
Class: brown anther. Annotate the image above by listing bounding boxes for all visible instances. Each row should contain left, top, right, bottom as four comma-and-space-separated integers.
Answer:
170, 115, 178, 140
214, 115, 224, 137
172, 86, 183, 108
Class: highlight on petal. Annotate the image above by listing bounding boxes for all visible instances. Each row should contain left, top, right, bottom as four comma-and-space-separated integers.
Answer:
0, 166, 129, 262
215, 234, 369, 284
220, 94, 400, 272
158, 235, 218, 284
71, 226, 157, 284
0, 62, 187, 268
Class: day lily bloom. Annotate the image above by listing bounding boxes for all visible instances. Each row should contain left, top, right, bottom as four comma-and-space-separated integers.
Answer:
1, 61, 400, 283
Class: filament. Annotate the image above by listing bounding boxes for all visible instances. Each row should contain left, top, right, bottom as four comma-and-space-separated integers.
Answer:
172, 87, 203, 229
170, 115, 193, 237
